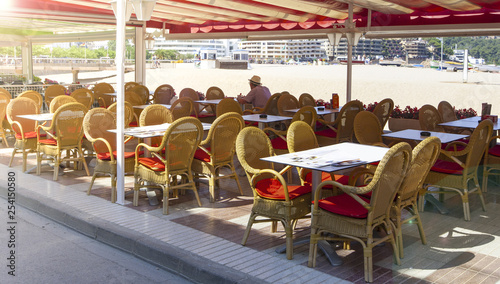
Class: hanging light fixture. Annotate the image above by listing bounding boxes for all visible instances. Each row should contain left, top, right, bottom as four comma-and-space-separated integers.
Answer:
145, 34, 155, 50
111, 0, 156, 21
110, 0, 133, 21
131, 0, 157, 21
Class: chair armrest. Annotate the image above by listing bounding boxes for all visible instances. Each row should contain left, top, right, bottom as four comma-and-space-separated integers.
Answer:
243, 107, 264, 115
251, 168, 291, 202
92, 137, 115, 162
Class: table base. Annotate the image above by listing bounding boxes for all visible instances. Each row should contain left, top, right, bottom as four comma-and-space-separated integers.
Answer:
275, 237, 343, 266
424, 194, 450, 215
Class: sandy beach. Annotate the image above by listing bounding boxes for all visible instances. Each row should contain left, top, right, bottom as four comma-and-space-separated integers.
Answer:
46, 63, 500, 113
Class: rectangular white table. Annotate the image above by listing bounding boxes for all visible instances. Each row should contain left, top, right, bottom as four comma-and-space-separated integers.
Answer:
194, 99, 223, 104
286, 106, 340, 116
382, 129, 469, 143
439, 116, 500, 131
132, 104, 171, 110
109, 122, 211, 138
262, 142, 390, 191
242, 114, 292, 130
17, 113, 54, 122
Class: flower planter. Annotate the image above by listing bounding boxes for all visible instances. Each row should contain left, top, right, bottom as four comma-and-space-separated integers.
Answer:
388, 118, 421, 132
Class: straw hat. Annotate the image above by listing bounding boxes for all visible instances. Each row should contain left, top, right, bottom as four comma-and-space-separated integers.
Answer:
249, 75, 262, 85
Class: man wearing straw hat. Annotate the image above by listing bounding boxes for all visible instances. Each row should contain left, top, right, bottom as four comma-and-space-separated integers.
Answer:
237, 75, 272, 108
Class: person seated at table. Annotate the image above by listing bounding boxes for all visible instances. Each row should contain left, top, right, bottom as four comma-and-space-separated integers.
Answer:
237, 75, 271, 108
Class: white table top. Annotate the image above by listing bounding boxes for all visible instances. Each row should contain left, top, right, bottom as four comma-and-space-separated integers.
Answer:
17, 113, 54, 121
109, 122, 211, 138
383, 129, 469, 143
286, 106, 340, 116
439, 116, 500, 131
133, 104, 171, 110
195, 99, 223, 104
261, 142, 389, 173
242, 114, 293, 123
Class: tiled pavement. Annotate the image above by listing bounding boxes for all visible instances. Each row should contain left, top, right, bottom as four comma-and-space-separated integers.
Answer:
2, 140, 500, 283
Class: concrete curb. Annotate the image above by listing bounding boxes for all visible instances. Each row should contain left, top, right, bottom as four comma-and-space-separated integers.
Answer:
0, 185, 263, 284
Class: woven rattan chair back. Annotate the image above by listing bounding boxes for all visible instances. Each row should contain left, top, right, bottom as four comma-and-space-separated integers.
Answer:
236, 127, 274, 182
179, 88, 199, 116
438, 100, 457, 122
336, 100, 364, 143
354, 111, 384, 146
153, 84, 175, 104
18, 90, 43, 110
170, 97, 194, 120
287, 121, 318, 153
125, 90, 146, 106
52, 102, 87, 147
49, 95, 77, 113
299, 93, 316, 107
277, 93, 299, 116
0, 92, 11, 104
216, 98, 243, 117
291, 106, 317, 129
262, 92, 282, 115
130, 85, 150, 104
466, 120, 493, 172
92, 83, 115, 108
83, 108, 117, 155
161, 117, 202, 171
107, 101, 135, 127
139, 104, 173, 127
419, 104, 444, 131
372, 98, 394, 129
206, 86, 225, 113
0, 87, 11, 99
7, 97, 38, 134
0, 93, 10, 146
124, 82, 139, 91
70, 88, 94, 109
206, 112, 244, 164
44, 84, 67, 108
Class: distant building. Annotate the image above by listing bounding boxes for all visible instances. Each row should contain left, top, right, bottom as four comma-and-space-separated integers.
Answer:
238, 39, 326, 61
402, 39, 429, 60
152, 39, 228, 58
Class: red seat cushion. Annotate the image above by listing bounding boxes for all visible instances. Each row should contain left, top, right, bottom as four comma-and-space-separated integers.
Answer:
198, 112, 215, 118
489, 145, 500, 157
97, 151, 136, 161
15, 131, 45, 139
315, 128, 337, 138
138, 157, 165, 171
270, 137, 288, 150
194, 147, 211, 162
317, 193, 370, 218
129, 121, 138, 127
38, 138, 57, 145
430, 159, 463, 175
255, 178, 311, 200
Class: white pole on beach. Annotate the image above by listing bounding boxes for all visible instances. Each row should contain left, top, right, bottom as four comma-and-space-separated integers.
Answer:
115, 0, 126, 205
463, 49, 468, 83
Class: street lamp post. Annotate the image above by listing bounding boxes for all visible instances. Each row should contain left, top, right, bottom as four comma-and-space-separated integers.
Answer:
439, 37, 444, 70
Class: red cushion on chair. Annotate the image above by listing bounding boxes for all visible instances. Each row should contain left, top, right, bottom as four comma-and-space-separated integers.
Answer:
138, 157, 165, 171
315, 128, 337, 138
129, 121, 138, 127
198, 112, 216, 118
270, 137, 288, 150
97, 151, 136, 160
318, 193, 370, 218
255, 178, 311, 200
38, 138, 57, 145
15, 131, 44, 139
430, 159, 463, 175
489, 145, 500, 157
194, 147, 211, 162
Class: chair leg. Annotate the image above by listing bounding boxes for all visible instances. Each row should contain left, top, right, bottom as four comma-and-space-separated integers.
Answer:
8, 148, 16, 167
163, 185, 170, 215
412, 203, 427, 245
284, 219, 294, 260
461, 193, 470, 221
363, 246, 373, 282
241, 212, 257, 246
230, 163, 244, 195
87, 174, 98, 195
1, 132, 8, 147
208, 169, 217, 203
271, 221, 278, 233
36, 151, 41, 175
111, 174, 117, 203
133, 177, 140, 206
22, 149, 28, 173
78, 148, 90, 176
482, 166, 489, 193
53, 155, 60, 181
307, 231, 319, 267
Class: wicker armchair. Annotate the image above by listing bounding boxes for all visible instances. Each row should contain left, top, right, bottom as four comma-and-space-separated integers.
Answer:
134, 117, 203, 215
215, 98, 243, 117
372, 98, 394, 130
0, 92, 11, 146
44, 84, 67, 109
315, 100, 364, 146
125, 91, 146, 126
420, 119, 493, 221
482, 134, 500, 192
0, 87, 11, 98
205, 86, 225, 113
18, 90, 43, 111
107, 101, 136, 127
392, 137, 440, 258
49, 95, 77, 113
124, 81, 139, 91
243, 92, 281, 115
36, 102, 89, 180
83, 108, 136, 203
192, 113, 245, 202
170, 97, 194, 120
7, 97, 40, 172
354, 111, 389, 147
308, 142, 411, 282
70, 88, 94, 109
299, 93, 316, 107
236, 126, 312, 260
419, 104, 445, 132
438, 100, 466, 134
179, 87, 199, 115
92, 83, 115, 108
130, 84, 150, 104
277, 93, 299, 116
153, 84, 175, 104
139, 104, 174, 146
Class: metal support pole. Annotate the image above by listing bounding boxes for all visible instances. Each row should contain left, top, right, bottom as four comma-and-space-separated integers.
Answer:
115, 0, 126, 205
